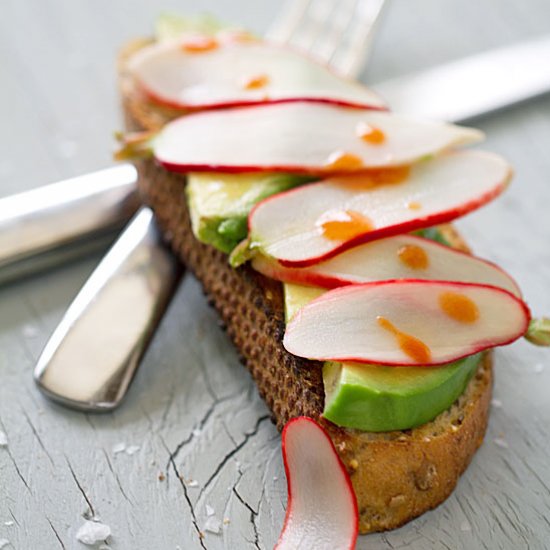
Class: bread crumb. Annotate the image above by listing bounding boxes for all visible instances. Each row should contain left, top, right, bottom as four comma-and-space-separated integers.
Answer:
349, 459, 359, 471
158, 472, 166, 481
223, 518, 230, 525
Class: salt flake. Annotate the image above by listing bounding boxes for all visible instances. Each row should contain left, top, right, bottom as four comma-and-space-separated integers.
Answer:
3, 521, 13, 527
491, 399, 503, 408
204, 516, 221, 534
76, 520, 111, 545
125, 445, 140, 456
534, 363, 545, 374
192, 428, 202, 437
460, 520, 471, 532
187, 480, 199, 488
205, 505, 215, 517
0, 431, 7, 447
494, 437, 509, 449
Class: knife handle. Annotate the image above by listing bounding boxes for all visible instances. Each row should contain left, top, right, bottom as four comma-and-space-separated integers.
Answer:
34, 207, 183, 411
0, 164, 139, 285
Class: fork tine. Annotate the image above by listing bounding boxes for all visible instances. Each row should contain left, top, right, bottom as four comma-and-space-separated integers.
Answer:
311, 0, 358, 66
266, 0, 386, 79
330, 0, 387, 77
265, 0, 311, 43
287, 0, 336, 54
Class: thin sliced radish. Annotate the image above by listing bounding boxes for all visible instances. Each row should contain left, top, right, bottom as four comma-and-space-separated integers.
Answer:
283, 280, 530, 366
153, 102, 483, 174
275, 417, 358, 550
128, 38, 386, 110
249, 150, 511, 267
252, 234, 521, 296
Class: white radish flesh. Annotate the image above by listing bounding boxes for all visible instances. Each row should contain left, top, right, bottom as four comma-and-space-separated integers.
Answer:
283, 280, 530, 366
153, 102, 483, 173
252, 234, 521, 296
249, 151, 511, 267
275, 417, 358, 550
129, 38, 386, 110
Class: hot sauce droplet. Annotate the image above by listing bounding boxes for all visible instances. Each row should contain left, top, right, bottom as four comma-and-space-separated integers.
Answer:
377, 317, 432, 364
335, 166, 411, 190
324, 151, 364, 171
320, 210, 374, 241
439, 292, 479, 324
243, 74, 270, 90
181, 36, 219, 53
397, 244, 429, 270
357, 122, 386, 145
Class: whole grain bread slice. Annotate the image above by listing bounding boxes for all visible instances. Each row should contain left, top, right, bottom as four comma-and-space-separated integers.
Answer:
118, 42, 492, 533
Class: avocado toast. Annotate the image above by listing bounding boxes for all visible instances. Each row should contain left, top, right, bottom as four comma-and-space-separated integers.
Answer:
117, 30, 528, 533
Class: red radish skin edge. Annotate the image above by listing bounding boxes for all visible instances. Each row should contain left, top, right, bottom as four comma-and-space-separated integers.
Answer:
141, 81, 388, 113
155, 157, 395, 175
252, 234, 522, 295
283, 280, 531, 366
249, 178, 510, 268
133, 39, 388, 112
275, 416, 359, 550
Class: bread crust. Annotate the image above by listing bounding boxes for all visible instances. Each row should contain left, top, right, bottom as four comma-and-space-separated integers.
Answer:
119, 46, 492, 533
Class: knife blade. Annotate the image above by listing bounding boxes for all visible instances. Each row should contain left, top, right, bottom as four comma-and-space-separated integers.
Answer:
373, 34, 550, 122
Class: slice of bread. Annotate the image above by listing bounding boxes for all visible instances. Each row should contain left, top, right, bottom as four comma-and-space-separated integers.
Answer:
119, 42, 492, 533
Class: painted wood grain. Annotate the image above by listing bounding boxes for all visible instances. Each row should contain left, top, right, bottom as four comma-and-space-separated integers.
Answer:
0, 0, 549, 548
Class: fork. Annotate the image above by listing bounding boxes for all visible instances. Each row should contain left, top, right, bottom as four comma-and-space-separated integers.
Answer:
33, 0, 387, 410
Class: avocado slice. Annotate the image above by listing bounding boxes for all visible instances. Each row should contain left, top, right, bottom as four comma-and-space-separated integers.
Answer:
187, 172, 311, 253
283, 282, 482, 432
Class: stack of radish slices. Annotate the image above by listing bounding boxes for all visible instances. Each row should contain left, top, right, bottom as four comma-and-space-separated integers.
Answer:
126, 31, 537, 548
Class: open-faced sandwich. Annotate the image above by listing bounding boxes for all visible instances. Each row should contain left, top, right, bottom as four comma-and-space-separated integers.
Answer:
117, 15, 547, 536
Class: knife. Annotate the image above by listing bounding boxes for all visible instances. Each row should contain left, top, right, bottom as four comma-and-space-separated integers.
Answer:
30, 36, 550, 410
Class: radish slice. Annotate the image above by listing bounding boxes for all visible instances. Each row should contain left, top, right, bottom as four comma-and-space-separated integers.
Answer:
283, 280, 530, 366
249, 150, 511, 267
275, 417, 358, 550
153, 102, 483, 174
128, 38, 386, 110
252, 234, 521, 296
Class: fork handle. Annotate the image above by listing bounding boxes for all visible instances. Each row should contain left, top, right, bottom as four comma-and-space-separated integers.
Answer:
33, 208, 183, 411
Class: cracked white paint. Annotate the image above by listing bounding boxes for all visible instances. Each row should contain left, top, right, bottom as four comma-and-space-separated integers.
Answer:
1, 2, 550, 550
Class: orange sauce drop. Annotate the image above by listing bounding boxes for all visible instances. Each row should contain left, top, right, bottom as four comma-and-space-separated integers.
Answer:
439, 292, 479, 324
406, 201, 422, 210
377, 317, 432, 364
334, 165, 411, 190
181, 36, 219, 53
243, 74, 270, 90
357, 123, 386, 145
324, 151, 364, 171
320, 210, 374, 241
397, 244, 429, 270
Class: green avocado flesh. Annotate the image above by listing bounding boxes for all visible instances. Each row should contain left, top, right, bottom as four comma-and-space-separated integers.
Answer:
283, 282, 482, 432
186, 172, 311, 253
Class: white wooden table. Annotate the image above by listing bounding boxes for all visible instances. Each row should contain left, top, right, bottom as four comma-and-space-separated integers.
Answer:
1, 1, 549, 548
